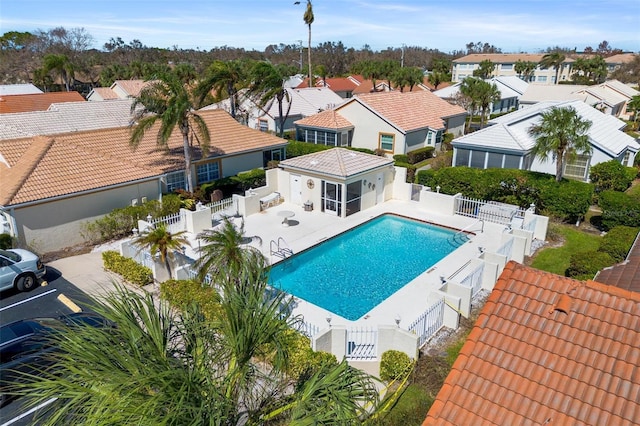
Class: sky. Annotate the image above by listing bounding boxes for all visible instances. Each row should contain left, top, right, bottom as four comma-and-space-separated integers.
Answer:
0, 0, 638, 54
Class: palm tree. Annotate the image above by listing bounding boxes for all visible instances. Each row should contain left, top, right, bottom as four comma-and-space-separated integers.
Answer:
130, 69, 211, 193
628, 95, 640, 126
198, 60, 248, 119
194, 217, 267, 287
132, 223, 190, 279
427, 70, 447, 90
13, 277, 379, 424
539, 52, 566, 84
459, 77, 482, 132
514, 60, 537, 81
247, 61, 293, 138
42, 53, 75, 91
303, 0, 314, 88
477, 81, 501, 128
527, 106, 593, 182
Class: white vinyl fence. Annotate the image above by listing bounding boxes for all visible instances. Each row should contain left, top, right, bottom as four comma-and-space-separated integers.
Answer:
409, 298, 445, 347
346, 327, 378, 360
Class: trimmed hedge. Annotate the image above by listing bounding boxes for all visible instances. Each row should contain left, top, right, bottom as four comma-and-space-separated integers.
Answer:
407, 146, 435, 164
285, 141, 331, 158
589, 160, 636, 193
599, 190, 640, 230
380, 350, 413, 382
415, 167, 593, 222
393, 154, 409, 163
598, 226, 639, 262
102, 250, 153, 287
160, 279, 222, 320
566, 251, 614, 280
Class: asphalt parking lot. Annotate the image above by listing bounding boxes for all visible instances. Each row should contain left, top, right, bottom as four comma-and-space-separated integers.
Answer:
0, 252, 122, 425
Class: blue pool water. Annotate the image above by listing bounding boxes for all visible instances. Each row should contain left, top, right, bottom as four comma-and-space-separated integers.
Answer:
268, 214, 464, 321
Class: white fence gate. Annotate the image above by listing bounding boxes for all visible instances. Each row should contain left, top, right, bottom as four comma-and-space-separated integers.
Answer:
409, 298, 445, 348
346, 327, 377, 360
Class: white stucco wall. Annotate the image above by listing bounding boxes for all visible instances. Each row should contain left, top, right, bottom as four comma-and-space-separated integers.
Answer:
337, 101, 404, 154
11, 180, 161, 253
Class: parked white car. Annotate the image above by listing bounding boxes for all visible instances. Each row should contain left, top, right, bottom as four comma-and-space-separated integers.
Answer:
0, 249, 46, 292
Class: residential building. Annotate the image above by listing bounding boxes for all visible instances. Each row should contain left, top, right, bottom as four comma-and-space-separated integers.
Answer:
204, 87, 344, 136
0, 91, 85, 114
0, 99, 134, 140
451, 100, 639, 180
86, 79, 148, 101
452, 53, 639, 84
0, 109, 287, 252
434, 76, 529, 114
0, 84, 43, 96
520, 79, 639, 120
295, 90, 467, 155
423, 261, 640, 425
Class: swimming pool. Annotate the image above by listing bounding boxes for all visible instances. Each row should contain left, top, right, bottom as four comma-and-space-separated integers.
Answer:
268, 214, 465, 321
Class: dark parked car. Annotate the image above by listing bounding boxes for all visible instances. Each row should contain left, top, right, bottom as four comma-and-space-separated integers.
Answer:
0, 313, 111, 406
0, 249, 46, 292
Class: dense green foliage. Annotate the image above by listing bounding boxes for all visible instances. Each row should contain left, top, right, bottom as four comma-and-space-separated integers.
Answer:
566, 251, 614, 280
380, 350, 413, 382
101, 250, 153, 286
598, 190, 640, 230
589, 160, 636, 193
0, 233, 12, 249
407, 146, 435, 164
416, 167, 594, 222
160, 279, 222, 319
81, 195, 182, 244
598, 226, 639, 262
285, 140, 332, 157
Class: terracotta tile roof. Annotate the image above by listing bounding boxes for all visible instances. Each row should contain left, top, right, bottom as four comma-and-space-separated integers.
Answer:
349, 91, 466, 132
111, 80, 148, 97
294, 109, 353, 129
594, 231, 640, 293
0, 109, 286, 206
279, 147, 392, 178
296, 77, 359, 92
423, 261, 640, 426
0, 92, 85, 114
89, 87, 119, 100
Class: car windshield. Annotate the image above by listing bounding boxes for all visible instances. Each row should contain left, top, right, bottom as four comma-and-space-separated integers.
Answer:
0, 250, 20, 262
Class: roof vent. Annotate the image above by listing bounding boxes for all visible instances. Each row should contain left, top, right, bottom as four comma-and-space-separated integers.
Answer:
550, 294, 572, 314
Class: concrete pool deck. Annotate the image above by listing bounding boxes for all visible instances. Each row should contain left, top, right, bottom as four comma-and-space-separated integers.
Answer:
186, 199, 511, 331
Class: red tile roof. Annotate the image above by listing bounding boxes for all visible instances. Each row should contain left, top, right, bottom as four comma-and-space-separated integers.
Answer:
0, 92, 85, 113
594, 231, 640, 293
296, 77, 359, 92
347, 91, 466, 132
423, 261, 640, 426
0, 109, 286, 206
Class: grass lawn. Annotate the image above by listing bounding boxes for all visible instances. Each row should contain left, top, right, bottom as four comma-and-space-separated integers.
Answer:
531, 224, 601, 275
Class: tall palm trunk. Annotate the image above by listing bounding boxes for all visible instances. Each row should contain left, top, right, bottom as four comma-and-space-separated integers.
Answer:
556, 148, 564, 182
181, 122, 194, 192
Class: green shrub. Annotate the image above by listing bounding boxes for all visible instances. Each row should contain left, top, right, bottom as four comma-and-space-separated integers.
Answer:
538, 180, 593, 223
394, 162, 417, 183
393, 154, 409, 164
598, 226, 639, 262
407, 146, 435, 164
233, 168, 266, 191
380, 350, 413, 382
102, 250, 153, 287
347, 147, 375, 155
599, 190, 640, 230
589, 160, 635, 193
566, 250, 614, 279
160, 279, 222, 320
0, 233, 12, 249
285, 141, 331, 158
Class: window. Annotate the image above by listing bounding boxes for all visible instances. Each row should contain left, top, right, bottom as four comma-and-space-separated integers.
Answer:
538, 76, 547, 82
487, 152, 503, 168
564, 155, 590, 179
502, 64, 513, 70
345, 181, 362, 217
340, 132, 349, 147
435, 130, 443, 146
379, 133, 394, 152
504, 155, 521, 169
196, 161, 220, 184
455, 149, 470, 167
166, 171, 186, 193
264, 148, 285, 165
469, 151, 486, 168
258, 119, 268, 132
426, 131, 433, 145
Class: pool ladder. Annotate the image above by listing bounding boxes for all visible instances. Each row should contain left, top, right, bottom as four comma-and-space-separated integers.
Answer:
452, 219, 484, 244
270, 237, 293, 259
